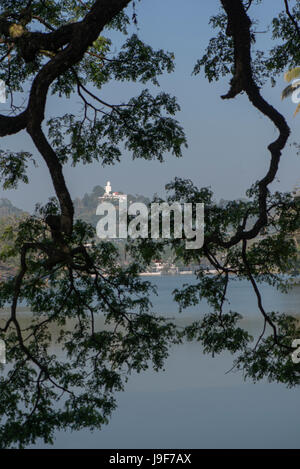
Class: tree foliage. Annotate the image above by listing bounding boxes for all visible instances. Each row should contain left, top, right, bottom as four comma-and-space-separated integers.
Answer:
0, 0, 300, 448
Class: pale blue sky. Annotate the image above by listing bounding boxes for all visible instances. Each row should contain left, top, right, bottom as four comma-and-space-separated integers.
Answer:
1, 0, 300, 212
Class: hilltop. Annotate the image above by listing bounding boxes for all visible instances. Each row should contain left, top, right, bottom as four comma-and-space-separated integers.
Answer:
0, 198, 25, 217
0, 199, 29, 279
73, 185, 150, 227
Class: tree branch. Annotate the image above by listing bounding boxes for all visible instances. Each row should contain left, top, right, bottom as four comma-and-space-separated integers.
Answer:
204, 0, 290, 250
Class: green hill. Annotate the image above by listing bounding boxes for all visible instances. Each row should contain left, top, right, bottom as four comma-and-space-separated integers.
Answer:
74, 185, 150, 228
0, 200, 28, 279
0, 198, 24, 217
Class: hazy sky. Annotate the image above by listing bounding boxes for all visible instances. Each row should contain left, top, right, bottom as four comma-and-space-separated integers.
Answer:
1, 0, 300, 212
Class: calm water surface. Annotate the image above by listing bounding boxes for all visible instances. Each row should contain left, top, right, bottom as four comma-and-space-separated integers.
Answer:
23, 276, 300, 448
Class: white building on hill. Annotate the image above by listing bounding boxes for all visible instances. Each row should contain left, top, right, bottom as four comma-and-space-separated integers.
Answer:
99, 181, 127, 202
292, 182, 300, 200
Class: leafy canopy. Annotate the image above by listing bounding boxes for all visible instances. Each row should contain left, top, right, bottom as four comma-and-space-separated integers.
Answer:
0, 0, 300, 448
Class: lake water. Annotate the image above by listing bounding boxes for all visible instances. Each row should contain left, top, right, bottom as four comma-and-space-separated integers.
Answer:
20, 276, 300, 448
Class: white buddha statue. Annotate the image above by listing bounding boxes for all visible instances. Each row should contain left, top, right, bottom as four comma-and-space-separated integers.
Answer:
105, 181, 112, 196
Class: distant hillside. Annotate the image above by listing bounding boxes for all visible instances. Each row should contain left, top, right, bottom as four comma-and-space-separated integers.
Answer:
0, 198, 25, 217
0, 187, 150, 229
74, 185, 150, 227
0, 200, 28, 279
73, 185, 104, 227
